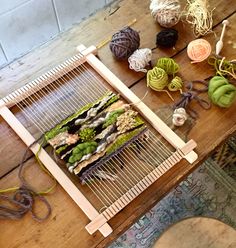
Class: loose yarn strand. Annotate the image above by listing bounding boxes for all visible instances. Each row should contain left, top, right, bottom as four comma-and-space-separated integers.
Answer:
0, 137, 55, 221
35, 145, 57, 195
174, 80, 211, 118
208, 56, 236, 80
0, 187, 20, 194
219, 57, 236, 80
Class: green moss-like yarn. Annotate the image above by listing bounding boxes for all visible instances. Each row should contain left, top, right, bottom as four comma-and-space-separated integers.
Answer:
156, 57, 179, 75
208, 76, 236, 108
147, 67, 168, 91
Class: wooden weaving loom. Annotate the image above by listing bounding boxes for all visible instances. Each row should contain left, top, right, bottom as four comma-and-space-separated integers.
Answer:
0, 45, 198, 237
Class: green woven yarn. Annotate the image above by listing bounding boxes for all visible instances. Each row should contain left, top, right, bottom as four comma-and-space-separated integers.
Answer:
208, 76, 236, 108
156, 57, 179, 75
147, 67, 168, 91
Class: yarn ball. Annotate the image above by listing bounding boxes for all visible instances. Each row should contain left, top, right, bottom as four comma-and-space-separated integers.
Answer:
168, 76, 183, 91
187, 39, 212, 63
128, 48, 152, 72
172, 107, 187, 126
109, 27, 140, 60
156, 57, 179, 75
150, 0, 181, 28
208, 76, 236, 108
147, 67, 168, 91
156, 29, 178, 48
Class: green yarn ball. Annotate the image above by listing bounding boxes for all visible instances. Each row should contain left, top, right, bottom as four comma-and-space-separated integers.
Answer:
147, 67, 168, 91
208, 76, 236, 108
156, 57, 179, 75
168, 76, 183, 91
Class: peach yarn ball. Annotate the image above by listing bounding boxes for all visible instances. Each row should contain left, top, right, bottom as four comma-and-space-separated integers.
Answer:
187, 39, 212, 63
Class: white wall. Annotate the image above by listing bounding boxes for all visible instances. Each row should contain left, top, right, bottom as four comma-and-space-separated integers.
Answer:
0, 0, 114, 68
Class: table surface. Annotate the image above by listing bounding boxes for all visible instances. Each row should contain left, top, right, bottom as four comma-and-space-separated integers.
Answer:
0, 0, 236, 247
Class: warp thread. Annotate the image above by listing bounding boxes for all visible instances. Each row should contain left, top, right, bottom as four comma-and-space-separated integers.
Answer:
172, 107, 187, 126
184, 0, 214, 37
208, 56, 236, 80
174, 80, 211, 118
128, 48, 152, 72
150, 0, 181, 28
109, 27, 140, 60
208, 76, 236, 108
0, 139, 54, 221
187, 38, 212, 63
156, 28, 178, 48
156, 57, 179, 75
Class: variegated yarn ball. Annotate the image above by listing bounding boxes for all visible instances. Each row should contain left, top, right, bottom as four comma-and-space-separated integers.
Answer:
150, 0, 181, 28
128, 48, 152, 72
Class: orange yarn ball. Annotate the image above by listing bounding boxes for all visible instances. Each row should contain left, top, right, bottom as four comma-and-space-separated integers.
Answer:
187, 39, 212, 63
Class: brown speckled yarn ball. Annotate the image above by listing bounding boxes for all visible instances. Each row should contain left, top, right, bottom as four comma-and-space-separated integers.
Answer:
109, 27, 140, 60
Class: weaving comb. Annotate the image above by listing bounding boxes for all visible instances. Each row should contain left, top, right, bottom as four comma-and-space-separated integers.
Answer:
0, 45, 198, 237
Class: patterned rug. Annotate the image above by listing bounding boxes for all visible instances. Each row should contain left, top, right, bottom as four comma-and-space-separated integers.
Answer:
109, 136, 236, 248
212, 135, 236, 181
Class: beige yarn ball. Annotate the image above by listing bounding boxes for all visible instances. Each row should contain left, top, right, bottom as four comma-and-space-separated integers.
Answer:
150, 0, 181, 28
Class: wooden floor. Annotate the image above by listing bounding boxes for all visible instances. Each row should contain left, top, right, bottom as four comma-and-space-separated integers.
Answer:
0, 0, 236, 247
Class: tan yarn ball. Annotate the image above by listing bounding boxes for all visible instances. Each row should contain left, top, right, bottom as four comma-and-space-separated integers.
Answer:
150, 0, 181, 28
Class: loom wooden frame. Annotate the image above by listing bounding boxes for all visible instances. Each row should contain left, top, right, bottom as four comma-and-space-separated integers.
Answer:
0, 45, 198, 237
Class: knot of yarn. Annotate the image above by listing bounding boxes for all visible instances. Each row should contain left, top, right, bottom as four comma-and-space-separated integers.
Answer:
174, 88, 210, 119
156, 28, 178, 48
109, 27, 140, 60
0, 187, 51, 221
147, 67, 168, 91
156, 57, 179, 75
150, 0, 181, 27
128, 48, 152, 72
168, 76, 183, 91
172, 107, 187, 126
208, 76, 236, 108
187, 39, 212, 63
